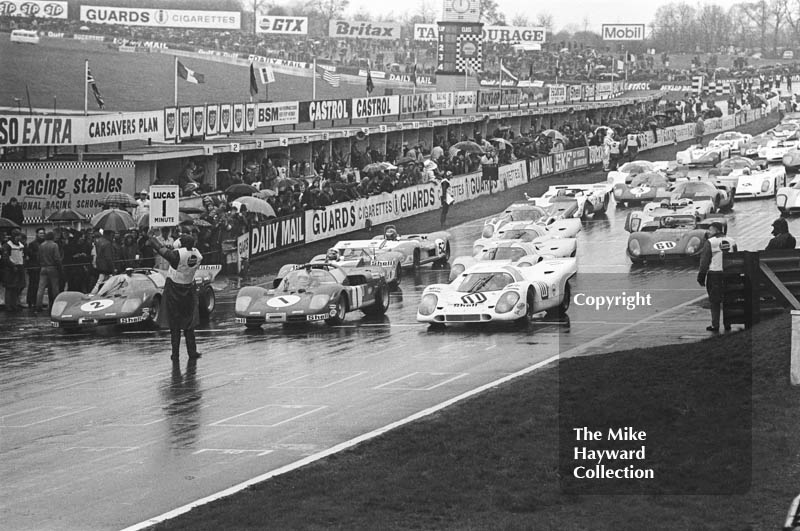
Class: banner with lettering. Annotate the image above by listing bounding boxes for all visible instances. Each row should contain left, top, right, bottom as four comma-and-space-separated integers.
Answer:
248, 212, 306, 259
0, 161, 135, 222
1, 0, 67, 18
256, 101, 299, 127
299, 99, 352, 122
352, 95, 400, 119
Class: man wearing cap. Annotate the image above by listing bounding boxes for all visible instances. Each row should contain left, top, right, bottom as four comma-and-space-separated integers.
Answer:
149, 234, 203, 362
766, 218, 796, 250
697, 221, 737, 332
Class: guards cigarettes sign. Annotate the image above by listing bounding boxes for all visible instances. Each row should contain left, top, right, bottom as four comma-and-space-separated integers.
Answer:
80, 6, 241, 29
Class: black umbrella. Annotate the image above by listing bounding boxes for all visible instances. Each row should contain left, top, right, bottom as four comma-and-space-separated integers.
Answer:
0, 217, 21, 230
91, 209, 136, 232
179, 206, 205, 214
225, 183, 259, 200
102, 192, 137, 209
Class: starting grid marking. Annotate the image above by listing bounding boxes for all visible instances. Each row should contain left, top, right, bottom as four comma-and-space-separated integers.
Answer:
269, 371, 367, 389
372, 372, 469, 391
1, 406, 96, 428
209, 404, 328, 428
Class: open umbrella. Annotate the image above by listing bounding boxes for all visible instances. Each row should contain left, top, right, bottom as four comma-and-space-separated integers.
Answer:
233, 196, 276, 217
275, 177, 301, 191
190, 218, 212, 228
396, 156, 416, 165
225, 183, 259, 199
491, 138, 513, 148
511, 136, 533, 145
452, 141, 484, 154
46, 209, 85, 222
0, 217, 21, 230
362, 163, 385, 174
255, 189, 278, 199
92, 209, 136, 232
102, 192, 137, 209
540, 130, 567, 142
594, 126, 614, 136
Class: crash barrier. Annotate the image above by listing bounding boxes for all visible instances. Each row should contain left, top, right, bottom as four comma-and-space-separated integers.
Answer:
722, 250, 800, 383
785, 493, 800, 530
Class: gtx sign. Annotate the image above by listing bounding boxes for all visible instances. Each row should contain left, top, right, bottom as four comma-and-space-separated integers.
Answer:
329, 19, 401, 40
256, 15, 307, 34
0, 1, 67, 18
601, 24, 646, 41
80, 6, 241, 29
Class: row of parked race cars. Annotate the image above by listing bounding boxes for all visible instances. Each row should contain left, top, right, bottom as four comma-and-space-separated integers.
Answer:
49, 116, 800, 330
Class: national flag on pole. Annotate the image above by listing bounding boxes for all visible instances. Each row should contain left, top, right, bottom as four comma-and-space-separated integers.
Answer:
411, 64, 417, 87
366, 69, 374, 93
87, 67, 105, 109
177, 60, 205, 84
321, 68, 340, 87
500, 61, 518, 83
258, 65, 275, 84
691, 75, 704, 94
249, 63, 259, 97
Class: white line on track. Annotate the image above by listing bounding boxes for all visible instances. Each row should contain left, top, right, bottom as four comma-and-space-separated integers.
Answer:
121, 292, 708, 531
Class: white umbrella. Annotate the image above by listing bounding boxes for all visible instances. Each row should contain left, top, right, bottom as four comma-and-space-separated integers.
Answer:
233, 196, 276, 217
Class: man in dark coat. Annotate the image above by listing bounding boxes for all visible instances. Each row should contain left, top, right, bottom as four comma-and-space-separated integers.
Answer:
1, 197, 24, 226
91, 229, 115, 294
148, 234, 203, 362
766, 218, 796, 250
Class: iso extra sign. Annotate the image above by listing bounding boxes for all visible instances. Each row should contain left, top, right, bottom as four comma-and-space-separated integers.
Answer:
149, 185, 180, 227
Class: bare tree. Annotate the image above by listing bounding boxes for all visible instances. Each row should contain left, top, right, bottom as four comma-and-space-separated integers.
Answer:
480, 0, 506, 24
511, 13, 530, 27
784, 0, 800, 44
306, 0, 350, 26
535, 12, 554, 33
698, 4, 733, 52
768, 0, 789, 53
416, 0, 438, 23
737, 0, 770, 53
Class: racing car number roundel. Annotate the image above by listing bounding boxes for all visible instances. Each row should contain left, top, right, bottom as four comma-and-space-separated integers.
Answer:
631, 186, 650, 196
267, 295, 301, 307
80, 299, 115, 312
653, 241, 677, 250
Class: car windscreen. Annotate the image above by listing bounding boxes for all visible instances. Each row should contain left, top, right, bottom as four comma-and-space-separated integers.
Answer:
499, 229, 542, 242
619, 162, 653, 173
97, 276, 152, 296
483, 247, 527, 261
279, 268, 337, 291
456, 272, 515, 293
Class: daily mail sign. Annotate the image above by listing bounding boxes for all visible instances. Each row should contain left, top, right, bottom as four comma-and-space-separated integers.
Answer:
80, 6, 241, 29
0, 1, 67, 18
256, 15, 307, 34
601, 24, 646, 40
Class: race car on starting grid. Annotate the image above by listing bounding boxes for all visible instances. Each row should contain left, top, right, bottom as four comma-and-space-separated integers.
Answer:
369, 225, 451, 268
669, 178, 735, 212
675, 143, 731, 166
234, 262, 389, 328
624, 198, 713, 232
710, 156, 769, 189
707, 131, 753, 154
758, 138, 800, 162
769, 122, 800, 140
50, 266, 219, 331
742, 133, 779, 158
776, 175, 800, 214
626, 215, 730, 264
450, 240, 575, 281
480, 203, 582, 241
612, 172, 672, 207
309, 243, 403, 285
782, 146, 800, 173
416, 260, 577, 326
524, 182, 613, 219
607, 160, 670, 185
473, 221, 578, 257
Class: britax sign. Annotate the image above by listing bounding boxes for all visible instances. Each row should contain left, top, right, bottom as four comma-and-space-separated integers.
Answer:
329, 20, 401, 40
601, 24, 645, 41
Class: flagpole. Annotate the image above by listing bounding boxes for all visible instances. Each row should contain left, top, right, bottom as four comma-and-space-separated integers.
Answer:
312, 57, 317, 100
174, 56, 178, 107
84, 59, 88, 116
500, 59, 503, 90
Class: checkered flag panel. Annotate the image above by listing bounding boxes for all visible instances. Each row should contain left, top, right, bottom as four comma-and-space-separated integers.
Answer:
456, 34, 483, 74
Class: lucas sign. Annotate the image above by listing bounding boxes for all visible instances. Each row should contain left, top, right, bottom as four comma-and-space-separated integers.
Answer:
149, 185, 180, 227
601, 24, 646, 41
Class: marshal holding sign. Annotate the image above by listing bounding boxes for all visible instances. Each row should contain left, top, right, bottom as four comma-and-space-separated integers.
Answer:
149, 185, 180, 227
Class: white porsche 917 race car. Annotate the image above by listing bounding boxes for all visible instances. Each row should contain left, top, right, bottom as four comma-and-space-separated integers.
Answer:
731, 165, 787, 198
450, 240, 575, 281
758, 139, 800, 162
474, 219, 580, 256
676, 144, 731, 166
525, 183, 612, 219
480, 203, 582, 243
417, 260, 577, 326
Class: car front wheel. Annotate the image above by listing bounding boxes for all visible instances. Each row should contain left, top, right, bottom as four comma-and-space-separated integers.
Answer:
326, 295, 348, 325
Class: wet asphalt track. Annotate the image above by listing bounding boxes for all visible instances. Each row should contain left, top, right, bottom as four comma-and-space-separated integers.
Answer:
1, 154, 794, 530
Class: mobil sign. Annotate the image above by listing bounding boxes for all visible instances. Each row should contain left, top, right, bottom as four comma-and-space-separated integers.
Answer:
601, 24, 645, 41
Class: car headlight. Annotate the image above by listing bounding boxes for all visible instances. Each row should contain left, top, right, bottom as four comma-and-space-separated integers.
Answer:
761, 180, 771, 192
481, 226, 494, 238
50, 301, 67, 317
784, 154, 793, 165
686, 236, 702, 255
418, 293, 438, 316
777, 194, 788, 208
495, 292, 520, 314
235, 296, 252, 313
121, 299, 140, 313
473, 245, 484, 256
613, 184, 623, 197
628, 239, 641, 256
449, 264, 465, 282
309, 294, 331, 311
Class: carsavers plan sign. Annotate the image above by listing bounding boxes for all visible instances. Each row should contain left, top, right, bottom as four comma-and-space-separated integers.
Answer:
80, 6, 241, 29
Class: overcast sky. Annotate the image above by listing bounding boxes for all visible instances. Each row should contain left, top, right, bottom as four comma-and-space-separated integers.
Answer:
344, 0, 745, 32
